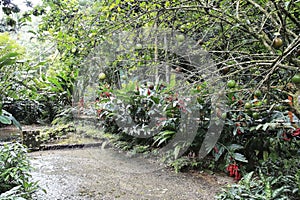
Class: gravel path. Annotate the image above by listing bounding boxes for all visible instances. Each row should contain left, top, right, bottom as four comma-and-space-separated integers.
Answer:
30, 148, 231, 200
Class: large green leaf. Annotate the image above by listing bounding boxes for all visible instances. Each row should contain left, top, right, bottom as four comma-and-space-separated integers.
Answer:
11, 116, 22, 131
229, 144, 244, 151
0, 52, 19, 67
233, 152, 248, 163
0, 110, 22, 130
0, 115, 11, 124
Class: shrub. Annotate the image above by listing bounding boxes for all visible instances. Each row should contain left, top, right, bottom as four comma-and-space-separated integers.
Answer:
217, 164, 300, 200
0, 143, 41, 199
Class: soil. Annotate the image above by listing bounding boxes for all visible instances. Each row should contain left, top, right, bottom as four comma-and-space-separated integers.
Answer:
30, 147, 233, 200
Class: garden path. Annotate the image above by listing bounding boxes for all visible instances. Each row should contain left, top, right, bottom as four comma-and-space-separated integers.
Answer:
30, 147, 232, 200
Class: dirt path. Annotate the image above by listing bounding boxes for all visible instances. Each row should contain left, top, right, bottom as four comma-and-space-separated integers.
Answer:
30, 148, 231, 200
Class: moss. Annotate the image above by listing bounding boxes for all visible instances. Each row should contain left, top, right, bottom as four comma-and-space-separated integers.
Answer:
39, 123, 76, 143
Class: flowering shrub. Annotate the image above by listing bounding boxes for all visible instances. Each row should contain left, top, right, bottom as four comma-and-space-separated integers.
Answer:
217, 157, 300, 200
96, 80, 300, 180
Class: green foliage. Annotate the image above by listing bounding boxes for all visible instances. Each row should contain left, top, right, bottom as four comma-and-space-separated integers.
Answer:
0, 32, 51, 125
44, 68, 76, 106
0, 33, 25, 101
2, 99, 45, 125
40, 123, 76, 142
13, 0, 299, 197
130, 144, 150, 154
217, 118, 300, 199
0, 32, 28, 127
0, 0, 37, 32
167, 157, 192, 173
153, 130, 176, 147
0, 143, 41, 199
0, 33, 24, 55
217, 157, 300, 200
0, 110, 21, 130
38, 0, 100, 66
50, 106, 75, 125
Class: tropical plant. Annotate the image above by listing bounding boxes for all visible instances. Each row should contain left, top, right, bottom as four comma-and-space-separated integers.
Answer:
0, 143, 41, 199
32, 0, 300, 191
0, 109, 21, 130
217, 165, 300, 200
0, 32, 25, 128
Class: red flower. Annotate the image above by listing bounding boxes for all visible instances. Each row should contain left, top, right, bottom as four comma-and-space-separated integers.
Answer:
234, 172, 241, 180
226, 164, 234, 176
292, 128, 300, 137
226, 163, 241, 180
